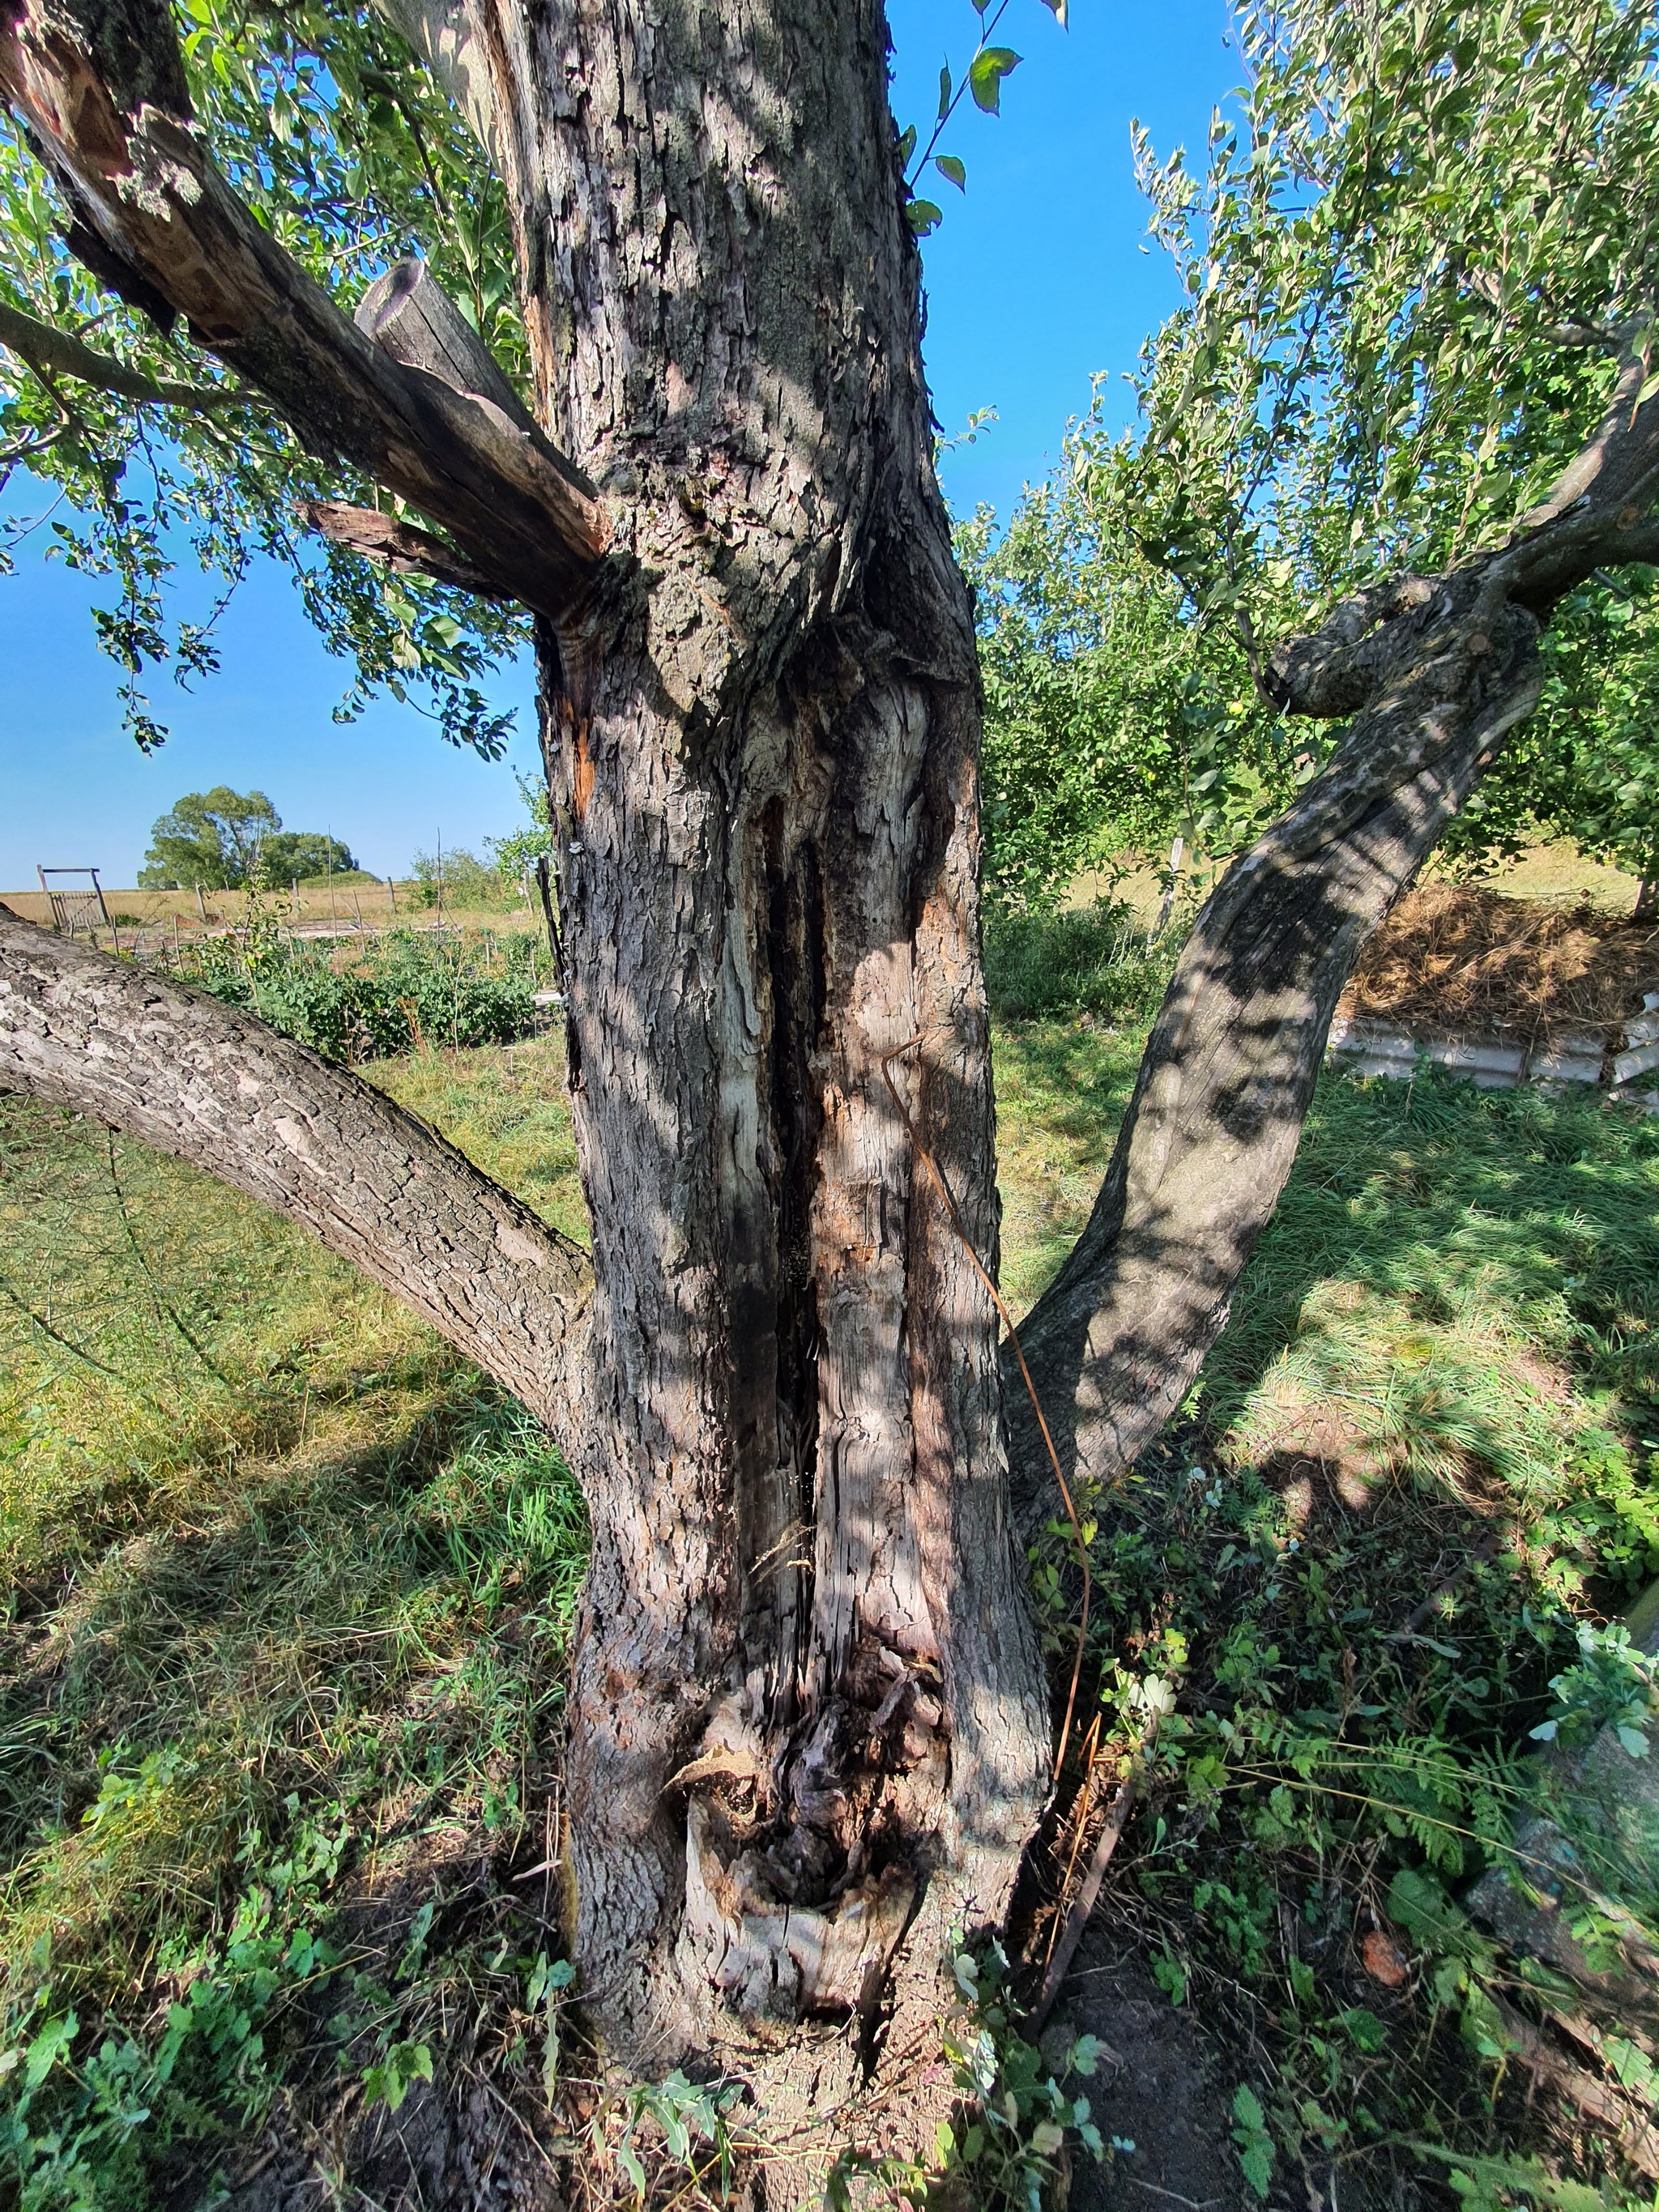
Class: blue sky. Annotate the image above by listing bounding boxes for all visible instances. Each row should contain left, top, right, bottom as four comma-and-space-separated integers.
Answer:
0, 0, 1235, 891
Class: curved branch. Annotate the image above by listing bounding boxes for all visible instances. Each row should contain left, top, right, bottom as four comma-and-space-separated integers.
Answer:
1009, 372, 1659, 1521
0, 0, 608, 622
0, 910, 591, 1434
0, 295, 245, 410
1007, 587, 1542, 1521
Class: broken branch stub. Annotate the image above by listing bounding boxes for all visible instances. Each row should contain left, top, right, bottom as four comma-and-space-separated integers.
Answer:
0, 0, 608, 622
297, 500, 507, 595
355, 258, 535, 434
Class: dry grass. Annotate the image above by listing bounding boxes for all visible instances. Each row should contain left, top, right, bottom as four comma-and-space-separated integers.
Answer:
1341, 880, 1659, 1044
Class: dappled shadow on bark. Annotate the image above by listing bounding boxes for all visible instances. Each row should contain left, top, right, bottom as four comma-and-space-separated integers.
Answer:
1007, 593, 1546, 1534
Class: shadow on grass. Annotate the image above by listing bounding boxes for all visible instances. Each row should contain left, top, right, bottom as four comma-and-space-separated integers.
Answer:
1199, 1066, 1659, 1477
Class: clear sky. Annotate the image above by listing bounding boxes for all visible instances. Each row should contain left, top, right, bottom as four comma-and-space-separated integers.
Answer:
0, 1, 1235, 892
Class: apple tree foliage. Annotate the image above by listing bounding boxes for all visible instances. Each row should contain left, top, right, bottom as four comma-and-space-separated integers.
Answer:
970, 0, 1659, 908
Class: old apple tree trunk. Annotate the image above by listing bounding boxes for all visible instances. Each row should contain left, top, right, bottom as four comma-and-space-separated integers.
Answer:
7, 0, 1659, 2090
0, 0, 1050, 2061
495, 0, 1053, 2057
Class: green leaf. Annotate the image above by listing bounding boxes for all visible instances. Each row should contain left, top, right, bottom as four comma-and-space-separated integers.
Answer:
24, 2010, 77, 2089
938, 62, 951, 118
1337, 2006, 1388, 2052
936, 154, 967, 192
362, 2039, 433, 2114
1231, 2086, 1275, 2201
968, 46, 1021, 113
906, 198, 944, 237
1035, 0, 1068, 22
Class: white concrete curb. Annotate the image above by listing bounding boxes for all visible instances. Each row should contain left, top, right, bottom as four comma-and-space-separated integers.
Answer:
1328, 991, 1659, 1110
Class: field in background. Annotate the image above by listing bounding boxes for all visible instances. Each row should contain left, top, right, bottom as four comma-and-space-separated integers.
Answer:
2, 897, 1659, 2200
1069, 835, 1647, 932
2, 879, 547, 959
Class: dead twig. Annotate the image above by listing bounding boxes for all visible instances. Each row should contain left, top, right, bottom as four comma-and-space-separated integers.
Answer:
1029, 1724, 1157, 2032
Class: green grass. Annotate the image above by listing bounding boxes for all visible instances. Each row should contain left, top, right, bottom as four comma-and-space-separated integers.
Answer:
5, 916, 1659, 2203
1000, 1056, 1659, 2206
983, 896, 1175, 1026
0, 1049, 590, 2206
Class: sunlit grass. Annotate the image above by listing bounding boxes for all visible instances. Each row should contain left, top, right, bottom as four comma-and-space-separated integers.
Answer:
4, 939, 1659, 2198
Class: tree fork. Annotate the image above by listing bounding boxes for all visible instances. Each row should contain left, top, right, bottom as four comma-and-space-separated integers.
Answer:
0, 0, 608, 620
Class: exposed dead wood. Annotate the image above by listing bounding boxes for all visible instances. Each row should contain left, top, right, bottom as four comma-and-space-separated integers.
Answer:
0, 0, 608, 622
356, 258, 535, 434
299, 500, 506, 595
1029, 1753, 1145, 2033
1489, 1993, 1659, 2181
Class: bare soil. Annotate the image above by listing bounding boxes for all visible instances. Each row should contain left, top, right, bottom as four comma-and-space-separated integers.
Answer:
1048, 1936, 1242, 2212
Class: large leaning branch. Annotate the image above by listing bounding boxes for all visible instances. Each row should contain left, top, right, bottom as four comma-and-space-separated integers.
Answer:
1006, 381, 1659, 1524
0, 0, 607, 622
0, 911, 591, 1434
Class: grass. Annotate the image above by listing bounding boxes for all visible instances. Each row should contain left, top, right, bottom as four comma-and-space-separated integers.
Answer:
0, 1042, 590, 2206
3, 904, 1659, 2204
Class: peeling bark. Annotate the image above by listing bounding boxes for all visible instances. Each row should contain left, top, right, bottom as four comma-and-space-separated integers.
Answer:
0, 0, 1051, 2068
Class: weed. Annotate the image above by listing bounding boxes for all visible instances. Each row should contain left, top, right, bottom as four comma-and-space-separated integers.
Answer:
1009, 1063, 1659, 2208
181, 923, 550, 1061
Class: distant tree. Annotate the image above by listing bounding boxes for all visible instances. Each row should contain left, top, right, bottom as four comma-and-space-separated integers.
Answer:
258, 829, 358, 886
975, 0, 1659, 914
484, 770, 554, 887
139, 787, 281, 889
409, 844, 508, 909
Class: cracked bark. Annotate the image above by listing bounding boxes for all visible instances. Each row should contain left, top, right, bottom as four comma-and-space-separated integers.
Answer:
0, 0, 1050, 2078
11, 0, 1658, 2108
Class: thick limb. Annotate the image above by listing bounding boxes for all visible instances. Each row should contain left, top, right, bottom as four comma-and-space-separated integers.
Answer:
0, 910, 591, 1434
0, 0, 606, 618
1009, 374, 1659, 1515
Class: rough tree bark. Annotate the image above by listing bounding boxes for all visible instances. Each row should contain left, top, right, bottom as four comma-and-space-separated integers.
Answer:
0, 914, 592, 1425
5, 0, 1659, 2123
0, 0, 1051, 2078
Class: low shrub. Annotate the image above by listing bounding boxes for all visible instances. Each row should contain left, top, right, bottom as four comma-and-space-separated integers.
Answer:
181, 928, 551, 1062
984, 898, 1173, 1024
